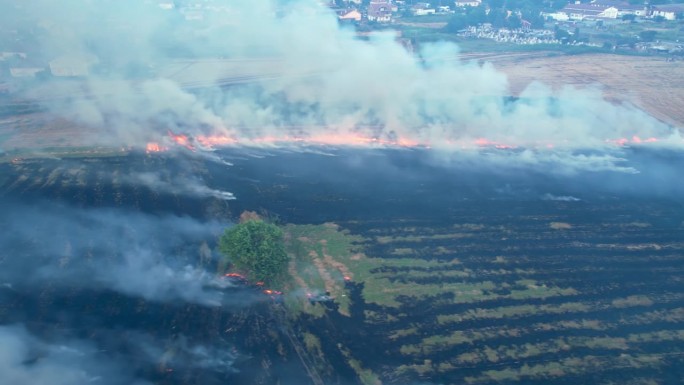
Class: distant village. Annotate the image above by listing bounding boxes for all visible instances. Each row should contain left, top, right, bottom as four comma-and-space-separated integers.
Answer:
331, 0, 684, 51
331, 0, 683, 25
1, 0, 683, 92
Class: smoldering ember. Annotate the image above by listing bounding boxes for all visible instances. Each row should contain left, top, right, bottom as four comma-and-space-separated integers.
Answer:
1, 1, 684, 385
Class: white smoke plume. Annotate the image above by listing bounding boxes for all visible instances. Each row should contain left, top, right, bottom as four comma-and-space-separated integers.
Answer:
542, 193, 581, 202
0, 324, 150, 385
3, 0, 682, 172
0, 199, 244, 306
121, 171, 235, 201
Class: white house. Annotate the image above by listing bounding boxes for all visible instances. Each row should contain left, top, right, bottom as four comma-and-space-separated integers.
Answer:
652, 4, 684, 21
412, 3, 436, 16
49, 54, 98, 77
368, 0, 392, 22
10, 67, 45, 78
557, 3, 619, 21
0, 52, 27, 61
339, 9, 362, 21
455, 0, 481, 7
589, 1, 651, 17
544, 11, 570, 21
618, 4, 651, 17
158, 1, 174, 10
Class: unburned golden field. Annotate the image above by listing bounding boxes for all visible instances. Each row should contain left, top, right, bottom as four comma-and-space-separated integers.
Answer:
475, 52, 684, 128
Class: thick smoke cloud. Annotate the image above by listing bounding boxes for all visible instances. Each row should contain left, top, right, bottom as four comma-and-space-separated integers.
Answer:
0, 325, 150, 385
4, 0, 682, 172
0, 199, 245, 306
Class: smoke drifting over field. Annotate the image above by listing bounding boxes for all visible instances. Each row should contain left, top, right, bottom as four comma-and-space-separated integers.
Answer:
0, 324, 241, 385
4, 0, 682, 172
0, 199, 239, 306
0, 325, 150, 385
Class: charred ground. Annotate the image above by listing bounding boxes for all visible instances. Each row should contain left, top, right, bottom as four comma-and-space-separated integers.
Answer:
1, 147, 683, 385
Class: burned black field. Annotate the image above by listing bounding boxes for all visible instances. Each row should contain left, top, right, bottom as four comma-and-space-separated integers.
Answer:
1, 148, 684, 385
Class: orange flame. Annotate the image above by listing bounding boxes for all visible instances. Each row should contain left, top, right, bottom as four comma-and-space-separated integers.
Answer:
196, 135, 238, 148
145, 142, 167, 153
224, 273, 245, 279
168, 131, 195, 151
607, 136, 659, 146
150, 128, 669, 153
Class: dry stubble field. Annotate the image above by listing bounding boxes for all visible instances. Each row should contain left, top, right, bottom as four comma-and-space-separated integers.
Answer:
478, 52, 684, 128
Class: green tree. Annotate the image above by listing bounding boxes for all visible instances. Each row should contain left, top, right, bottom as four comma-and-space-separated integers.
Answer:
621, 14, 636, 22
521, 9, 545, 29
445, 14, 469, 32
555, 27, 570, 43
489, 8, 508, 28
219, 219, 288, 284
466, 6, 488, 25
639, 30, 658, 42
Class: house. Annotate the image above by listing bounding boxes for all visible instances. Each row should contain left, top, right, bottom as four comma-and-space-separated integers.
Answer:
368, 0, 392, 22
10, 64, 45, 78
412, 3, 436, 16
339, 9, 362, 21
49, 54, 98, 77
618, 4, 651, 17
590, 0, 628, 8
543, 11, 570, 21
158, 1, 174, 10
556, 3, 619, 21
455, 0, 481, 7
0, 52, 27, 61
590, 1, 650, 17
652, 4, 684, 21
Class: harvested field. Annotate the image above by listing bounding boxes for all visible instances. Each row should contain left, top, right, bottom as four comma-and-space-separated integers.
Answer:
481, 52, 684, 128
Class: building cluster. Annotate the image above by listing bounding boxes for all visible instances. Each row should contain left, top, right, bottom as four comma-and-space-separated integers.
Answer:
545, 1, 684, 22
0, 52, 99, 83
335, 0, 684, 24
458, 25, 561, 45
336, 0, 483, 24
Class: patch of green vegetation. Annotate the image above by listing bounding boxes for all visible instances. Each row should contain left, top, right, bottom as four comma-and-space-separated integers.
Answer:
623, 307, 684, 325
438, 302, 592, 324
285, 222, 581, 308
219, 219, 288, 285
284, 223, 362, 315
1, 147, 131, 163
388, 327, 419, 340
376, 232, 472, 244
302, 332, 323, 357
465, 353, 666, 384
627, 329, 684, 344
612, 295, 654, 308
401, 318, 615, 357
339, 345, 382, 385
